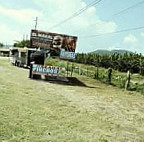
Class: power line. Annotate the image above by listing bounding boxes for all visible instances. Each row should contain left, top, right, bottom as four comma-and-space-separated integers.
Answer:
76, 0, 144, 33
81, 26, 144, 38
113, 0, 144, 17
48, 0, 103, 30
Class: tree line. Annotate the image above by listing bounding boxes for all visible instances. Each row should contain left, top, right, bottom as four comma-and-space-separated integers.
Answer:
75, 52, 144, 75
13, 40, 30, 48
0, 43, 4, 47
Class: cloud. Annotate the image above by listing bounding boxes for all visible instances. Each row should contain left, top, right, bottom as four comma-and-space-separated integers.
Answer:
87, 6, 96, 13
108, 43, 120, 51
33, 0, 117, 34
0, 5, 42, 24
0, 0, 118, 49
124, 34, 138, 43
93, 20, 117, 33
0, 24, 21, 44
140, 32, 144, 37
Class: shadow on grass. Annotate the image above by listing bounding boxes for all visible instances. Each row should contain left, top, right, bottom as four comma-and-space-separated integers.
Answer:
31, 75, 96, 88
49, 77, 96, 88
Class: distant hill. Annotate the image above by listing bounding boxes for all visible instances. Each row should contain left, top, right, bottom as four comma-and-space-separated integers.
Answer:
91, 49, 133, 55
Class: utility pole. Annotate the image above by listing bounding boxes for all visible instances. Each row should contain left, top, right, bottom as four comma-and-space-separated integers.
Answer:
26, 34, 28, 41
34, 17, 38, 30
23, 34, 25, 41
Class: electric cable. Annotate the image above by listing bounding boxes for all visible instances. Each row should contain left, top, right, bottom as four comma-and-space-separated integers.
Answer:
48, 0, 103, 30
81, 26, 144, 38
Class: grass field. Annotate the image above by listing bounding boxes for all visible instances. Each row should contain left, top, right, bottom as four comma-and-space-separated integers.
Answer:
1, 58, 144, 142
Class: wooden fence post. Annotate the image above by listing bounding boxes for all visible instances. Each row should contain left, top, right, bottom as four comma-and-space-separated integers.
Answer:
94, 67, 99, 79
79, 67, 82, 75
80, 69, 83, 75
96, 67, 99, 79
94, 67, 97, 79
71, 63, 74, 77
29, 63, 33, 78
78, 67, 80, 75
67, 62, 69, 77
125, 70, 131, 90
108, 68, 112, 84
87, 67, 88, 77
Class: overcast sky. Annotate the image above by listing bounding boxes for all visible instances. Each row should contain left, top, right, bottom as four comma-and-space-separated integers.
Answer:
0, 0, 144, 53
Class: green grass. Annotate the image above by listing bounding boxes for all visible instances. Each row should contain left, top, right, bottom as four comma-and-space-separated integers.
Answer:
45, 59, 144, 94
1, 58, 144, 141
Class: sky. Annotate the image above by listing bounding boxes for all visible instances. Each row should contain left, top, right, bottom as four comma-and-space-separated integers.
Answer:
0, 0, 144, 54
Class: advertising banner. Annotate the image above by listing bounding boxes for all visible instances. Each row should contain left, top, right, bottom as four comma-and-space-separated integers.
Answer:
30, 29, 78, 59
60, 50, 76, 59
32, 64, 59, 76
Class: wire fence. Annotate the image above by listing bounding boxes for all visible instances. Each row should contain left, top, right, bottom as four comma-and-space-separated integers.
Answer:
65, 62, 144, 93
44, 59, 144, 94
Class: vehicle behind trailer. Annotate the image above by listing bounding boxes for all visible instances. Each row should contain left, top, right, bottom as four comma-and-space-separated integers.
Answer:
10, 47, 37, 68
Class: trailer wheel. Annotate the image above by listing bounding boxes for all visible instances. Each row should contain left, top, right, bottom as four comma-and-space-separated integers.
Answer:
17, 62, 20, 67
15, 60, 17, 66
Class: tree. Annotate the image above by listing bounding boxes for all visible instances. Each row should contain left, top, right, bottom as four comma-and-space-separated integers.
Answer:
13, 40, 30, 48
75, 51, 144, 75
0, 43, 4, 47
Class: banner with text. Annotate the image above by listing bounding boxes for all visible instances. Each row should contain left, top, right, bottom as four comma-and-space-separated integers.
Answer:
30, 29, 78, 59
32, 64, 59, 76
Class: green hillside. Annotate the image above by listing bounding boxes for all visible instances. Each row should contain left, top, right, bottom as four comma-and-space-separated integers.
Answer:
92, 49, 133, 55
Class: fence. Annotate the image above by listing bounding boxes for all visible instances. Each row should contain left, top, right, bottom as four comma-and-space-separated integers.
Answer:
44, 59, 144, 94
65, 62, 144, 93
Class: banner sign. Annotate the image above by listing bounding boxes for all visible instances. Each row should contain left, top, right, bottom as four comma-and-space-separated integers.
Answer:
60, 50, 76, 59
30, 30, 78, 58
32, 64, 59, 76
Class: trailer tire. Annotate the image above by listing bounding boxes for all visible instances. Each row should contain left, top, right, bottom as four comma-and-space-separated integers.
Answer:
15, 60, 17, 66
